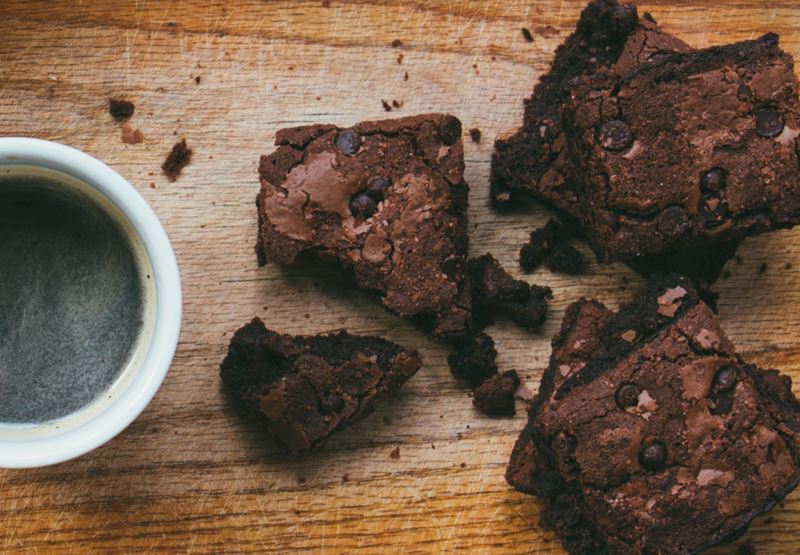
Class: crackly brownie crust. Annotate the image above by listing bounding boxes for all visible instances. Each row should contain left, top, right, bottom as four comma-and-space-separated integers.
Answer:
564, 33, 800, 263
220, 318, 422, 454
490, 0, 689, 212
507, 276, 800, 554
256, 114, 472, 338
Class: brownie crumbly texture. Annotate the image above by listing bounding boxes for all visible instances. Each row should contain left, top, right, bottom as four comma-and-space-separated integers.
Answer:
256, 114, 472, 338
109, 98, 135, 122
447, 332, 498, 385
220, 317, 422, 454
490, 0, 689, 211
162, 138, 192, 182
473, 370, 520, 417
564, 33, 800, 263
468, 253, 552, 330
506, 275, 800, 554
519, 218, 562, 273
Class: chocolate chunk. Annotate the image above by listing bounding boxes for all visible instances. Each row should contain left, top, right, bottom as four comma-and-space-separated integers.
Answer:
656, 206, 689, 236
639, 441, 667, 471
545, 242, 584, 274
712, 365, 737, 393
473, 370, 520, 416
448, 333, 498, 385
366, 176, 391, 199
109, 98, 135, 122
349, 192, 377, 219
756, 108, 784, 138
439, 115, 462, 146
598, 120, 633, 152
334, 129, 362, 155
700, 168, 726, 192
615, 383, 639, 408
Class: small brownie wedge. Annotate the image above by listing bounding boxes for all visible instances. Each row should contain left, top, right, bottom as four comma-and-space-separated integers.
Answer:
507, 275, 800, 554
221, 318, 421, 454
256, 114, 471, 339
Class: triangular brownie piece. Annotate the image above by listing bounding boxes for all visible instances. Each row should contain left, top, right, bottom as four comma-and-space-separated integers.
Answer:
221, 318, 421, 454
257, 114, 471, 338
507, 275, 800, 553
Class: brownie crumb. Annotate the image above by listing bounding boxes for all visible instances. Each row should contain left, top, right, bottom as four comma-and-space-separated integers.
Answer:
149, 182, 156, 189
520, 219, 562, 273
785, 262, 793, 270
397, 53, 404, 64
162, 138, 192, 182
120, 123, 144, 145
391, 39, 403, 48
448, 333, 498, 385
109, 98, 134, 122
381, 100, 392, 112
389, 447, 400, 460
758, 263, 768, 274
460, 462, 466, 468
194, 75, 201, 84
469, 128, 482, 144
473, 370, 520, 416
403, 71, 409, 81
546, 242, 584, 274
392, 99, 402, 109
521, 28, 534, 42
342, 473, 349, 482
469, 253, 552, 330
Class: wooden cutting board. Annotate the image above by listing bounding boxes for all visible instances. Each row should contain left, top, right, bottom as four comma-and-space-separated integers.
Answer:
2, 1, 800, 553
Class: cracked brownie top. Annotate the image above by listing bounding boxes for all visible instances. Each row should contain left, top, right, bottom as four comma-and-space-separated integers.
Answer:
256, 114, 472, 338
564, 33, 800, 263
220, 317, 422, 454
490, 0, 690, 211
506, 275, 800, 554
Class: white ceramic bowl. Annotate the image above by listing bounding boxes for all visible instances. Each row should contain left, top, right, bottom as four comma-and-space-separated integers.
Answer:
0, 138, 182, 468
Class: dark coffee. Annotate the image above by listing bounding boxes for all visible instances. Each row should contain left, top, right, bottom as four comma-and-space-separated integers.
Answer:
0, 171, 148, 423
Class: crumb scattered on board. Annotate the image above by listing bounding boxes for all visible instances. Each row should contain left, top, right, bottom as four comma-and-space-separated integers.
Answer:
391, 39, 403, 48
162, 138, 192, 182
121, 123, 144, 144
389, 447, 400, 460
109, 98, 134, 122
522, 28, 534, 42
469, 128, 482, 143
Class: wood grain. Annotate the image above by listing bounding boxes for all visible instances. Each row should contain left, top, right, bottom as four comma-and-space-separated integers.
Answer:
1, 1, 800, 553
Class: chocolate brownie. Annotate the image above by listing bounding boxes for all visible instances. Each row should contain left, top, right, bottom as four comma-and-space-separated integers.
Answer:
256, 114, 472, 338
506, 275, 800, 554
563, 33, 800, 263
473, 370, 520, 417
162, 138, 192, 182
447, 332, 498, 385
220, 318, 422, 454
468, 254, 552, 330
519, 218, 562, 273
490, 0, 689, 212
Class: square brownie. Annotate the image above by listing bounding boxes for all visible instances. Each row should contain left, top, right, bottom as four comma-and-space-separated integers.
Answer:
220, 318, 422, 454
256, 114, 472, 338
490, 0, 690, 213
507, 275, 800, 554
563, 33, 800, 263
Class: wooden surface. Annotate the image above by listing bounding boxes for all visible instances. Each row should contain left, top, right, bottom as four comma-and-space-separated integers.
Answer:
2, 1, 800, 553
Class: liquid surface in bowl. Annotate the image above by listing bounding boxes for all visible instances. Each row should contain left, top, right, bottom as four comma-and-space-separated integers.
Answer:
0, 172, 146, 423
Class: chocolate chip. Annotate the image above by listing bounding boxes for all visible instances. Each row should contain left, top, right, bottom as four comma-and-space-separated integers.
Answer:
366, 176, 391, 200
657, 206, 689, 236
349, 192, 377, 219
700, 168, 726, 192
756, 108, 784, 138
712, 366, 737, 393
439, 116, 462, 145
319, 394, 344, 414
615, 383, 640, 408
610, 3, 638, 34
335, 130, 362, 155
700, 194, 728, 227
598, 120, 633, 152
639, 441, 667, 471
